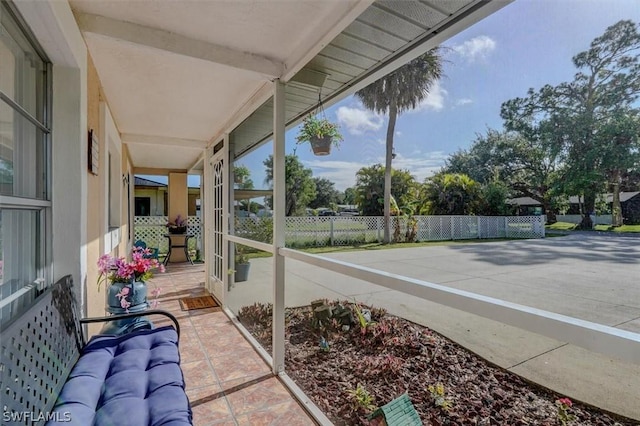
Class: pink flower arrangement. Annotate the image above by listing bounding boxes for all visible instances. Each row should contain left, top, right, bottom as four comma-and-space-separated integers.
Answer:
167, 214, 187, 228
97, 247, 165, 312
97, 247, 164, 288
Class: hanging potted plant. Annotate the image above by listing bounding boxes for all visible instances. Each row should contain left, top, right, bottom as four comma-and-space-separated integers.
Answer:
296, 114, 343, 156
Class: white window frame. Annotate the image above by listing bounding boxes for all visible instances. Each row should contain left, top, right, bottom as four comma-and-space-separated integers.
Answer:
0, 0, 51, 321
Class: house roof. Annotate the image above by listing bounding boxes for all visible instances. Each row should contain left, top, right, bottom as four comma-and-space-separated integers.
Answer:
134, 176, 166, 187
568, 192, 640, 204
507, 197, 542, 206
68, 0, 509, 171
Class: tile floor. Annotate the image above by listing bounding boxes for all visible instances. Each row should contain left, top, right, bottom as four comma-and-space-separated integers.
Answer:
151, 263, 316, 426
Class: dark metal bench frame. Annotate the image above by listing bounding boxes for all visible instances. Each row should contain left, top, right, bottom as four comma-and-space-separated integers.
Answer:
0, 275, 183, 424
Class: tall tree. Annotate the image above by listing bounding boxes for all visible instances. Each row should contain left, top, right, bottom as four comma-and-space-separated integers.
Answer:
355, 49, 443, 242
444, 129, 562, 222
264, 154, 316, 216
597, 109, 640, 225
308, 177, 340, 209
233, 165, 256, 214
354, 164, 416, 216
423, 173, 482, 215
501, 20, 640, 228
233, 165, 254, 190
343, 187, 357, 205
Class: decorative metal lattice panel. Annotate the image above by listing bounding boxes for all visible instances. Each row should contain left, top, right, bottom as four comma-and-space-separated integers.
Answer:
0, 276, 83, 424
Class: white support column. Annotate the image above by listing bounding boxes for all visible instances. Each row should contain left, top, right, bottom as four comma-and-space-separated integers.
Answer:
224, 134, 232, 295
203, 152, 211, 291
272, 80, 286, 374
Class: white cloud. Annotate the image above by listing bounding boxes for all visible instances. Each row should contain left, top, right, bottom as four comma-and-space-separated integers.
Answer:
395, 131, 402, 137
452, 35, 496, 62
456, 98, 473, 106
336, 106, 383, 135
414, 80, 447, 112
386, 151, 449, 182
304, 159, 368, 191
303, 151, 450, 191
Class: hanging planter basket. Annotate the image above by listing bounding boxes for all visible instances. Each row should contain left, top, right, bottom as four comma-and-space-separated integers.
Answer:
310, 135, 333, 156
296, 92, 343, 157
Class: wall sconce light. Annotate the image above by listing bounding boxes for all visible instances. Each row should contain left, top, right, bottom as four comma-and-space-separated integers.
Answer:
391, 147, 397, 160
122, 173, 130, 185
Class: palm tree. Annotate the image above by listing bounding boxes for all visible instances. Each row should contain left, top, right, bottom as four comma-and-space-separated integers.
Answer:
355, 49, 443, 243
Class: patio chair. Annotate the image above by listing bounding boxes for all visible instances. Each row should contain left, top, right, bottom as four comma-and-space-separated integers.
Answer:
134, 240, 159, 260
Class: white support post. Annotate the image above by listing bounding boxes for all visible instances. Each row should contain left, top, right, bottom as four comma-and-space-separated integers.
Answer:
330, 217, 334, 246
224, 135, 232, 293
272, 79, 286, 374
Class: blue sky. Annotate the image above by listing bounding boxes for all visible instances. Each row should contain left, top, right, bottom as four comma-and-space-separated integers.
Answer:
150, 0, 640, 190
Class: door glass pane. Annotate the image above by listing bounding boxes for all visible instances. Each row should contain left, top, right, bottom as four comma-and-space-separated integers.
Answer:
0, 1, 47, 123
0, 100, 47, 199
0, 208, 43, 327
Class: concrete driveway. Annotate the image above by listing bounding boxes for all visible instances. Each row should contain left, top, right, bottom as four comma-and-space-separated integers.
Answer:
227, 233, 640, 420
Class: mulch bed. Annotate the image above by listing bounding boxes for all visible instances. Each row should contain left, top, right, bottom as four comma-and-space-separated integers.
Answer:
237, 300, 638, 426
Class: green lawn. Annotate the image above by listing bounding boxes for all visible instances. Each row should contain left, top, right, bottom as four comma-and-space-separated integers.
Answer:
546, 221, 640, 233
546, 221, 577, 230
593, 224, 640, 232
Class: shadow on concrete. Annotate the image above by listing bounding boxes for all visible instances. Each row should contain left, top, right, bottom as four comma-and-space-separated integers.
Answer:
445, 234, 640, 266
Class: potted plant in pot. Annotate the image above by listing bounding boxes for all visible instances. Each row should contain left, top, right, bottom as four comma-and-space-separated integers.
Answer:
234, 245, 251, 282
167, 214, 187, 234
296, 114, 343, 156
97, 246, 164, 334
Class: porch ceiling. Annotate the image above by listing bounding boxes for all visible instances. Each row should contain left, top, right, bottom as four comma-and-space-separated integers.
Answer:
69, 0, 509, 171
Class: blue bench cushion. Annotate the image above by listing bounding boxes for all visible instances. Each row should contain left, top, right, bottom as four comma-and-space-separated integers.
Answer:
46, 326, 192, 426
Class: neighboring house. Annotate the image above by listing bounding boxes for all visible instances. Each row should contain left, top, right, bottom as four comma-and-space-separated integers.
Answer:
134, 176, 167, 216
566, 192, 640, 224
506, 197, 543, 216
134, 176, 200, 216
508, 192, 640, 224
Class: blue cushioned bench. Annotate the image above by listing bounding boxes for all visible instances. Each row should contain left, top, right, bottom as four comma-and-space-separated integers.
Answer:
0, 275, 192, 426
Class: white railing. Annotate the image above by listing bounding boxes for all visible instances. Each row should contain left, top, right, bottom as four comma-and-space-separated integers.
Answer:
134, 216, 202, 253
279, 248, 640, 364
235, 215, 545, 246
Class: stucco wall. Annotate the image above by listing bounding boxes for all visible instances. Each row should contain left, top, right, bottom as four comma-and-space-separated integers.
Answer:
85, 54, 105, 332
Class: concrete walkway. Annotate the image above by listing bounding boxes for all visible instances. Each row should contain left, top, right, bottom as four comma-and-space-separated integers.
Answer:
227, 233, 640, 421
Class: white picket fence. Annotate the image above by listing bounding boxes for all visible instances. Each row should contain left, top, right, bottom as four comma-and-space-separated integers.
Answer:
235, 215, 545, 247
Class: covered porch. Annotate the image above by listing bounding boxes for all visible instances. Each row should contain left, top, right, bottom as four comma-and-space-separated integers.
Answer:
3, 0, 640, 424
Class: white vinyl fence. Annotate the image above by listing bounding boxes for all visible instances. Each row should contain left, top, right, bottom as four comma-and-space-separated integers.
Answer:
236, 215, 545, 247
556, 214, 613, 226
134, 216, 202, 254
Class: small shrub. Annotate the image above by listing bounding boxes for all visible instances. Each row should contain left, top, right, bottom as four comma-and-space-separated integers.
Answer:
346, 383, 377, 412
237, 302, 272, 327
556, 398, 576, 425
428, 383, 452, 411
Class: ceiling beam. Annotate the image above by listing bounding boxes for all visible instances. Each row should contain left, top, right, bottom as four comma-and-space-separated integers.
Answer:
133, 167, 188, 176
122, 133, 208, 149
75, 12, 284, 78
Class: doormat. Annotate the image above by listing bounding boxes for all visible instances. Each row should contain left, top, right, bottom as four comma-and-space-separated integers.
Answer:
179, 295, 219, 311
